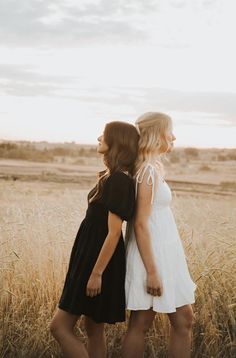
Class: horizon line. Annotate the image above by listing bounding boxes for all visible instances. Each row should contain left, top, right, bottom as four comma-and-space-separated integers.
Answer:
0, 137, 235, 150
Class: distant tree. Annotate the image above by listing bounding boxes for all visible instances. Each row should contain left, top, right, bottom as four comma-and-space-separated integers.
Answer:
217, 155, 227, 161
169, 153, 180, 163
0, 142, 18, 151
50, 147, 72, 156
184, 147, 199, 158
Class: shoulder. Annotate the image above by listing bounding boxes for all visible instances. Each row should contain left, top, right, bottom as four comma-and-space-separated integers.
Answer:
107, 170, 134, 185
103, 171, 135, 199
136, 162, 163, 183
136, 163, 155, 183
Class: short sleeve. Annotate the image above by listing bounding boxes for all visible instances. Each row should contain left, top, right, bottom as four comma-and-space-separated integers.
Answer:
102, 171, 135, 221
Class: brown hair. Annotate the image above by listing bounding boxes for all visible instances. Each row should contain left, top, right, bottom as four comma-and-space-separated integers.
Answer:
89, 121, 139, 202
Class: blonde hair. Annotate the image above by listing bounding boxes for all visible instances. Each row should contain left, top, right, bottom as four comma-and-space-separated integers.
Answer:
135, 112, 172, 172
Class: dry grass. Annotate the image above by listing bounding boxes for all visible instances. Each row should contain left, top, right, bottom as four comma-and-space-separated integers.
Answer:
0, 181, 236, 358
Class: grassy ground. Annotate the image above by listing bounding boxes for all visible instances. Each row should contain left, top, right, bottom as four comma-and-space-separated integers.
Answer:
0, 179, 235, 357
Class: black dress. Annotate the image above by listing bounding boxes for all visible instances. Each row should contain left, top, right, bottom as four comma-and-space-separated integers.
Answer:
58, 171, 136, 324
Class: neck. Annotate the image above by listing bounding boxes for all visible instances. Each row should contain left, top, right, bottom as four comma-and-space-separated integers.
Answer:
146, 153, 161, 163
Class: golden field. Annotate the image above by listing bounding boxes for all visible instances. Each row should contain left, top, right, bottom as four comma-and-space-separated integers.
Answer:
0, 142, 236, 357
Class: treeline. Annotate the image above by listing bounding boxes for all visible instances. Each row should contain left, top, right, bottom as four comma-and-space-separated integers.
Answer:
0, 142, 235, 163
0, 142, 98, 162
182, 147, 236, 160
168, 147, 236, 163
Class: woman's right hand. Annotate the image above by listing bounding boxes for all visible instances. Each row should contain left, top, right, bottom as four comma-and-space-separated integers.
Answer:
146, 272, 163, 296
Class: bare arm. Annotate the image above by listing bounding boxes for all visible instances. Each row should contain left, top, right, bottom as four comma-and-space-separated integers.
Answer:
86, 212, 123, 297
134, 172, 162, 296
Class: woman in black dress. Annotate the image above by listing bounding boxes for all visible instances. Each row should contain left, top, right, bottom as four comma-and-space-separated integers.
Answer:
50, 121, 139, 358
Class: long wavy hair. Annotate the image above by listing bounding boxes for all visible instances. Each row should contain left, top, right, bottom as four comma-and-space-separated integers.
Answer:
89, 121, 139, 202
135, 112, 172, 172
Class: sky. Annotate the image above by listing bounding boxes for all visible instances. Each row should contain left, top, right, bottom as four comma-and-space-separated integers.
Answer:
0, 0, 236, 148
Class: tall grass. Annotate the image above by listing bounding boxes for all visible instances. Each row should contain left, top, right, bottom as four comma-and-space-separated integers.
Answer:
0, 182, 235, 357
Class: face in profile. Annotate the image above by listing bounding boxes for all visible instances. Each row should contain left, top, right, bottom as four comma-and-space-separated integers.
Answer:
165, 126, 176, 153
97, 134, 109, 154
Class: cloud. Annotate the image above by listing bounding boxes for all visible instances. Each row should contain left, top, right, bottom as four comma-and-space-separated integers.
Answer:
1, 0, 220, 48
66, 87, 236, 126
0, 64, 74, 96
0, 64, 69, 82
0, 0, 148, 47
1, 63, 235, 125
142, 88, 236, 123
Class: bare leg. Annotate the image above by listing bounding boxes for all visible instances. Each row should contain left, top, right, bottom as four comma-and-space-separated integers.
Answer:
122, 310, 156, 358
50, 308, 89, 358
167, 305, 194, 358
84, 316, 106, 358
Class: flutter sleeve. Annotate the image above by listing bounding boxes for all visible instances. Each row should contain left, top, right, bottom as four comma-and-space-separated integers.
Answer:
102, 171, 136, 221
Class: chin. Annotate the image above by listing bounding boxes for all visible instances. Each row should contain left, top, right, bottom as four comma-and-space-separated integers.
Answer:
97, 147, 106, 155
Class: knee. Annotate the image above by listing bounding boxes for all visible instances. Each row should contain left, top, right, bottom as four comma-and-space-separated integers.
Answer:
50, 319, 59, 339
171, 309, 194, 333
50, 318, 68, 341
129, 316, 153, 335
50, 318, 64, 340
181, 315, 194, 333
185, 308, 194, 329
187, 310, 194, 329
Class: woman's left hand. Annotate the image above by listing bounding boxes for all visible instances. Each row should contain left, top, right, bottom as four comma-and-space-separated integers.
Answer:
86, 272, 102, 297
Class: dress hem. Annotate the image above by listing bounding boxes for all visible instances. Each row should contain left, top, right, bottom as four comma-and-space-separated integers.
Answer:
58, 304, 125, 324
126, 299, 195, 314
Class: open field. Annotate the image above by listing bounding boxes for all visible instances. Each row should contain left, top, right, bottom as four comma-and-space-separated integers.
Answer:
1, 140, 236, 189
0, 142, 236, 357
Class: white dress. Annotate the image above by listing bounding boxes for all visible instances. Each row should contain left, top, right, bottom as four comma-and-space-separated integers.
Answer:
125, 163, 196, 313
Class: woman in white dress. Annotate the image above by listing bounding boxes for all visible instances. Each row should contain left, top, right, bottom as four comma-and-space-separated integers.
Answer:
122, 112, 196, 358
